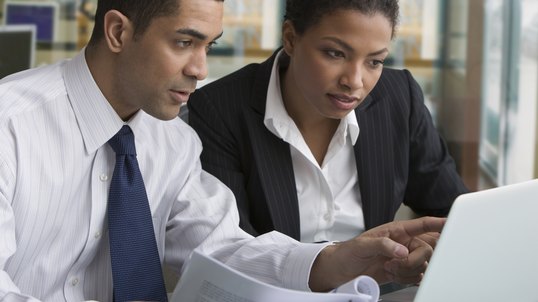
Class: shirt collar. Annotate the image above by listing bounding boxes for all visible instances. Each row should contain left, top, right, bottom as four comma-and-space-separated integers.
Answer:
264, 49, 360, 145
63, 47, 145, 155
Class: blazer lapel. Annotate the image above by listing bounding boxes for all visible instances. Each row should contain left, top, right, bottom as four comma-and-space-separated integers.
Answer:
354, 84, 395, 230
246, 49, 301, 240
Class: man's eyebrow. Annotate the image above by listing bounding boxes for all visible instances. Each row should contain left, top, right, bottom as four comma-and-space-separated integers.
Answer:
213, 31, 223, 41
177, 28, 207, 40
177, 29, 223, 41
322, 36, 388, 56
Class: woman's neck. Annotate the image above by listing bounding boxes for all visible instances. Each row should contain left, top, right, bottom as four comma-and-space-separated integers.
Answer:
279, 64, 340, 166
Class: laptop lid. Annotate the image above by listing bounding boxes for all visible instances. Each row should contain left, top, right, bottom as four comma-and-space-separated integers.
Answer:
413, 178, 538, 302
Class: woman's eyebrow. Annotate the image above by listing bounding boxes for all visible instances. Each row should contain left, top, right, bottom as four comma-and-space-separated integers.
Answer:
322, 36, 388, 56
322, 36, 353, 52
368, 48, 388, 56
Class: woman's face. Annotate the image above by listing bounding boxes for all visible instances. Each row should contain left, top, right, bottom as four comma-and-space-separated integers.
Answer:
282, 10, 393, 120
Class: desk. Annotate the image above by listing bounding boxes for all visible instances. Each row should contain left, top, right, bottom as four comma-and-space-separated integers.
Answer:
379, 286, 418, 302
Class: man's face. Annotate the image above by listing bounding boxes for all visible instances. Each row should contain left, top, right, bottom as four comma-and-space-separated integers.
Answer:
114, 0, 223, 121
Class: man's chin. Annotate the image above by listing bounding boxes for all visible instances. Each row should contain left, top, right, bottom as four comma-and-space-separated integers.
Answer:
145, 107, 182, 121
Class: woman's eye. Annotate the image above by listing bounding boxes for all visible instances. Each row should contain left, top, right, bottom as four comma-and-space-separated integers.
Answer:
326, 50, 345, 58
370, 59, 384, 66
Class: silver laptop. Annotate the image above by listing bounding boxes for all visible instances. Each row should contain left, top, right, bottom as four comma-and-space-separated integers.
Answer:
382, 178, 538, 302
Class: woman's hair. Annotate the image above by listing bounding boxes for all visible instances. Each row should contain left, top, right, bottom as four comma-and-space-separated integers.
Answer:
88, 0, 180, 46
284, 0, 400, 38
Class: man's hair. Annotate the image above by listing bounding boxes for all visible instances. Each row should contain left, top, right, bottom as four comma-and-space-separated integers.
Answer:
284, 0, 399, 38
87, 0, 224, 46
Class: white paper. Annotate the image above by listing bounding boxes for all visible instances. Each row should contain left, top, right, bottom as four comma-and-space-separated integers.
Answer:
333, 276, 379, 302
171, 250, 379, 302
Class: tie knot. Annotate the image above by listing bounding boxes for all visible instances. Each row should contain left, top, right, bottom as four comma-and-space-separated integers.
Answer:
108, 125, 136, 155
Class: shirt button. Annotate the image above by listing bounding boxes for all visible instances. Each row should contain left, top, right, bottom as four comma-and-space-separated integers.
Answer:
323, 213, 331, 221
94, 230, 102, 238
72, 278, 79, 286
100, 174, 108, 181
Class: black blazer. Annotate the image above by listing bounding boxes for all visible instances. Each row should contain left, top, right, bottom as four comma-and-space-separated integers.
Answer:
188, 50, 469, 241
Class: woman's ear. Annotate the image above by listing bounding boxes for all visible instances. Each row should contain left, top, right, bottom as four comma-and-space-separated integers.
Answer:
281, 20, 298, 58
103, 10, 133, 53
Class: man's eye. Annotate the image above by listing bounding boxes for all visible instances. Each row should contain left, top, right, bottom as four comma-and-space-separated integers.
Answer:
177, 41, 192, 48
207, 41, 218, 50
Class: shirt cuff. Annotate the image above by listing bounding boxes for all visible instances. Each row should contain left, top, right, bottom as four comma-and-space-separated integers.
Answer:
281, 242, 334, 292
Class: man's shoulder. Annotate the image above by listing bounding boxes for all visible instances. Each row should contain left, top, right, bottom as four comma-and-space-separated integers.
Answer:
140, 115, 205, 177
140, 113, 202, 153
0, 60, 69, 120
0, 60, 68, 93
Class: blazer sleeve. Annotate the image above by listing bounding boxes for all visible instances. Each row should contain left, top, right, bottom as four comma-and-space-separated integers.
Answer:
188, 88, 261, 236
402, 69, 469, 216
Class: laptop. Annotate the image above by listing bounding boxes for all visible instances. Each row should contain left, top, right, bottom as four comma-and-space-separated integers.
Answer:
382, 178, 538, 302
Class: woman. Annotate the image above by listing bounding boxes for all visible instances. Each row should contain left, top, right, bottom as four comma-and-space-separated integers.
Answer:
188, 0, 468, 243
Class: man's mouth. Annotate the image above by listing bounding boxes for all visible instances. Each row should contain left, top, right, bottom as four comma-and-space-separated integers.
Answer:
170, 90, 191, 103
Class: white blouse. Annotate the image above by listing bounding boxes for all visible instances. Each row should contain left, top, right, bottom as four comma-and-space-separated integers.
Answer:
264, 50, 365, 243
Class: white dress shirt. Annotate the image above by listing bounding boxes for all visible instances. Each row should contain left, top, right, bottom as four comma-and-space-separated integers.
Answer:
264, 50, 366, 243
0, 49, 327, 302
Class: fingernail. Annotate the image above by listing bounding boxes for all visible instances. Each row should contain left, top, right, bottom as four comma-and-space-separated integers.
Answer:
395, 245, 407, 257
384, 262, 391, 272
386, 272, 394, 281
391, 262, 399, 269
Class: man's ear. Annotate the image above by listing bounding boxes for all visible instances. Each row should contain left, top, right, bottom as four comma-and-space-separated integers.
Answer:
103, 10, 133, 53
281, 20, 298, 58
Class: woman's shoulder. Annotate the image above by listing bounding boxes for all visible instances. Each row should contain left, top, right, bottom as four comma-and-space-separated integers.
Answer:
194, 50, 280, 100
372, 67, 418, 97
196, 61, 269, 97
378, 67, 413, 83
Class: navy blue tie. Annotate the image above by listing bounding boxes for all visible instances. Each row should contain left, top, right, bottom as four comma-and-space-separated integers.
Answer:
108, 125, 168, 302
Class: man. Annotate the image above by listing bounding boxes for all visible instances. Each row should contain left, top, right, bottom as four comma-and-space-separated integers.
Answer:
0, 0, 444, 301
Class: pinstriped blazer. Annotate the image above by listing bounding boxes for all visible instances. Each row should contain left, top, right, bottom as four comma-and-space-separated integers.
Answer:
188, 50, 469, 241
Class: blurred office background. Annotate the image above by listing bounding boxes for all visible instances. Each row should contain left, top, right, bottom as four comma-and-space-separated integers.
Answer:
1, 0, 536, 292
1, 0, 537, 191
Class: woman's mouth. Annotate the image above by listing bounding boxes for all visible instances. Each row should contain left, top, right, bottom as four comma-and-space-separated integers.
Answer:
328, 93, 360, 111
